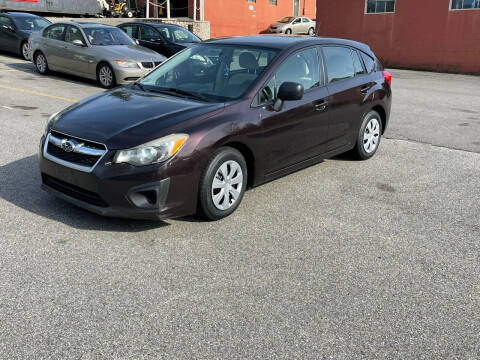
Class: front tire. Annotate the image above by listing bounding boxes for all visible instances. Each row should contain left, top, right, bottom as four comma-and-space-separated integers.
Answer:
198, 147, 248, 221
351, 110, 382, 160
97, 63, 116, 89
34, 52, 49, 74
285, 28, 292, 35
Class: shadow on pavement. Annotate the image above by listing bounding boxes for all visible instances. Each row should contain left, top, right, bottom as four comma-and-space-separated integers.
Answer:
0, 155, 168, 232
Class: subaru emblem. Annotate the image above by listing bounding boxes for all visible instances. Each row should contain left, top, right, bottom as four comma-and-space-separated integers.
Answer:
61, 139, 75, 152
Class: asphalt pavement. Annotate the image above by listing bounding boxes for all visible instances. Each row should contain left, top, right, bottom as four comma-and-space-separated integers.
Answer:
0, 53, 479, 359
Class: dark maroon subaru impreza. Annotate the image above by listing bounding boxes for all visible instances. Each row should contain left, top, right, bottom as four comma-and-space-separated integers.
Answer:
39, 35, 392, 221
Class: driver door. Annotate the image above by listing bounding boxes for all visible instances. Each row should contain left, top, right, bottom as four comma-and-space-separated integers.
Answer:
291, 17, 302, 34
60, 25, 92, 75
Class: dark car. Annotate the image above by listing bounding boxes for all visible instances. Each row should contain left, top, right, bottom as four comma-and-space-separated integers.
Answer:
0, 12, 51, 60
39, 35, 392, 221
118, 22, 200, 57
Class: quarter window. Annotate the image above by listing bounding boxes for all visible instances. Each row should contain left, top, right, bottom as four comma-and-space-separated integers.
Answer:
323, 46, 355, 83
366, 0, 395, 13
256, 76, 276, 106
276, 47, 320, 91
44, 25, 66, 41
451, 0, 480, 9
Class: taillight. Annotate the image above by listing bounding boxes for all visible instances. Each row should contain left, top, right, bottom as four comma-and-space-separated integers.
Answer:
382, 71, 392, 87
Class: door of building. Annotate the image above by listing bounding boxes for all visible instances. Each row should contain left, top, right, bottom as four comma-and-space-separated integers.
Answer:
293, 0, 300, 16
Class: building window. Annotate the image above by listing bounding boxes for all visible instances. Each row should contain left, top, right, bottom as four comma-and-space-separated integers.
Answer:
450, 0, 480, 9
366, 0, 395, 13
269, 0, 277, 5
247, 0, 256, 2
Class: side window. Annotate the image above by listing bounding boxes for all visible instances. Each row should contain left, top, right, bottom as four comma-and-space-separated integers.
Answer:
293, 18, 301, 24
121, 25, 138, 39
352, 50, 365, 75
44, 25, 66, 41
276, 47, 320, 91
139, 25, 159, 41
0, 16, 13, 27
302, 18, 310, 23
65, 26, 84, 44
255, 76, 276, 106
156, 26, 172, 41
323, 46, 355, 83
360, 52, 375, 73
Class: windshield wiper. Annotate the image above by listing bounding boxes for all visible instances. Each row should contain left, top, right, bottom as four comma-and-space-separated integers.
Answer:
132, 82, 146, 92
151, 87, 209, 102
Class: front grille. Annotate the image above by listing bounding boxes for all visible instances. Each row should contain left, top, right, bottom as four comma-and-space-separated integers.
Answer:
50, 131, 105, 150
142, 61, 154, 68
47, 142, 99, 167
42, 174, 108, 208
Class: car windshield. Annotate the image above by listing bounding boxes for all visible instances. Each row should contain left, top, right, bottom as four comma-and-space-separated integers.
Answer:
83, 27, 134, 46
154, 25, 200, 43
13, 17, 50, 31
140, 44, 279, 102
278, 17, 294, 23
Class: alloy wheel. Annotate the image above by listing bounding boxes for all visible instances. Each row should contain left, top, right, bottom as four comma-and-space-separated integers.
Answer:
211, 160, 243, 211
99, 66, 113, 87
36, 54, 46, 73
22, 43, 30, 60
363, 118, 380, 153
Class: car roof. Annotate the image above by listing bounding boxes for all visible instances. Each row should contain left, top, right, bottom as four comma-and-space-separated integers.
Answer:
48, 22, 116, 29
5, 12, 42, 18
205, 35, 373, 55
120, 21, 186, 30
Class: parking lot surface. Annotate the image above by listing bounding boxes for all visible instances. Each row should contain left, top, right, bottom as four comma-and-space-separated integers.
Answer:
1, 53, 479, 359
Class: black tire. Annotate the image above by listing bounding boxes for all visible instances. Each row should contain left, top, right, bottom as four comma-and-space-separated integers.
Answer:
285, 28, 292, 35
308, 27, 315, 36
197, 147, 248, 221
351, 110, 383, 160
96, 63, 116, 89
21, 41, 30, 61
34, 51, 49, 74
126, 11, 134, 18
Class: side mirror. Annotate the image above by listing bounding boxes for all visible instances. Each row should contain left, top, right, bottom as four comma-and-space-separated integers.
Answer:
152, 38, 165, 43
273, 82, 304, 112
135, 39, 140, 45
72, 39, 85, 47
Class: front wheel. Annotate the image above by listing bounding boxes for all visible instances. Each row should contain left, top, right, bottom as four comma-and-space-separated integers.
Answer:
34, 52, 49, 74
351, 110, 383, 160
198, 148, 248, 221
285, 28, 292, 35
97, 63, 116, 89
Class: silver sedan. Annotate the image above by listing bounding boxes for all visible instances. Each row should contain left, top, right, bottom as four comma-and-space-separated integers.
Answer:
29, 22, 166, 88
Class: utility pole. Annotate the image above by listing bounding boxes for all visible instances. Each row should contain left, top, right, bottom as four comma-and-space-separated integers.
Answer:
146, 0, 149, 18
200, 0, 204, 20
193, 0, 197, 21
167, 0, 171, 19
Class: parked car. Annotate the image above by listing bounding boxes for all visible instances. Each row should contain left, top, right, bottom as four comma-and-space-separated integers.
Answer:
29, 22, 166, 88
118, 22, 201, 58
0, 12, 50, 60
39, 36, 392, 221
268, 16, 316, 35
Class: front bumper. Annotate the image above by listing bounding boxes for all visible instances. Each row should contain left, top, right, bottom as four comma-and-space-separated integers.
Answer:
268, 27, 284, 33
39, 135, 199, 220
113, 65, 156, 85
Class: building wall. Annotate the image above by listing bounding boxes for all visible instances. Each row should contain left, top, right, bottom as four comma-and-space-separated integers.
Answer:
315, 0, 480, 74
190, 0, 316, 38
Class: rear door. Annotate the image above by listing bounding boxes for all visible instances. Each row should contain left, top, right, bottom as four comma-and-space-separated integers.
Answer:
322, 45, 373, 152
0, 16, 17, 52
252, 47, 330, 174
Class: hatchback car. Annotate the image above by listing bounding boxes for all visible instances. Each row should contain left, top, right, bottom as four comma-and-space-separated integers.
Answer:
118, 22, 201, 57
0, 12, 50, 60
268, 16, 316, 35
39, 36, 392, 221
29, 22, 165, 88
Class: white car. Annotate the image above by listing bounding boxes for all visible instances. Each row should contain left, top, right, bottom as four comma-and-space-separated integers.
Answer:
268, 16, 316, 36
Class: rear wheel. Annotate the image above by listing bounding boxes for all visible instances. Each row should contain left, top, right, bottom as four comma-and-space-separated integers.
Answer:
198, 148, 248, 220
97, 63, 116, 89
34, 52, 48, 74
308, 27, 315, 36
21, 41, 30, 60
351, 110, 382, 160
126, 10, 134, 18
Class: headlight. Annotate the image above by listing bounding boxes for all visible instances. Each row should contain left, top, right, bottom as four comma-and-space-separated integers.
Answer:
45, 111, 59, 135
113, 134, 188, 166
114, 60, 139, 68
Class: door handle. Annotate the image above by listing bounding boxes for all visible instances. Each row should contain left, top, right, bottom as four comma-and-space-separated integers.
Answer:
315, 100, 328, 112
360, 85, 371, 94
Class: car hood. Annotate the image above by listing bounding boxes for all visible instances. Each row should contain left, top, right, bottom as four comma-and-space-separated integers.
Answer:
95, 45, 166, 61
270, 22, 288, 27
52, 87, 224, 149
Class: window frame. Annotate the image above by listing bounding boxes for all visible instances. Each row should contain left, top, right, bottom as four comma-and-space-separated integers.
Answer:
251, 46, 324, 108
364, 0, 396, 14
449, 0, 480, 10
